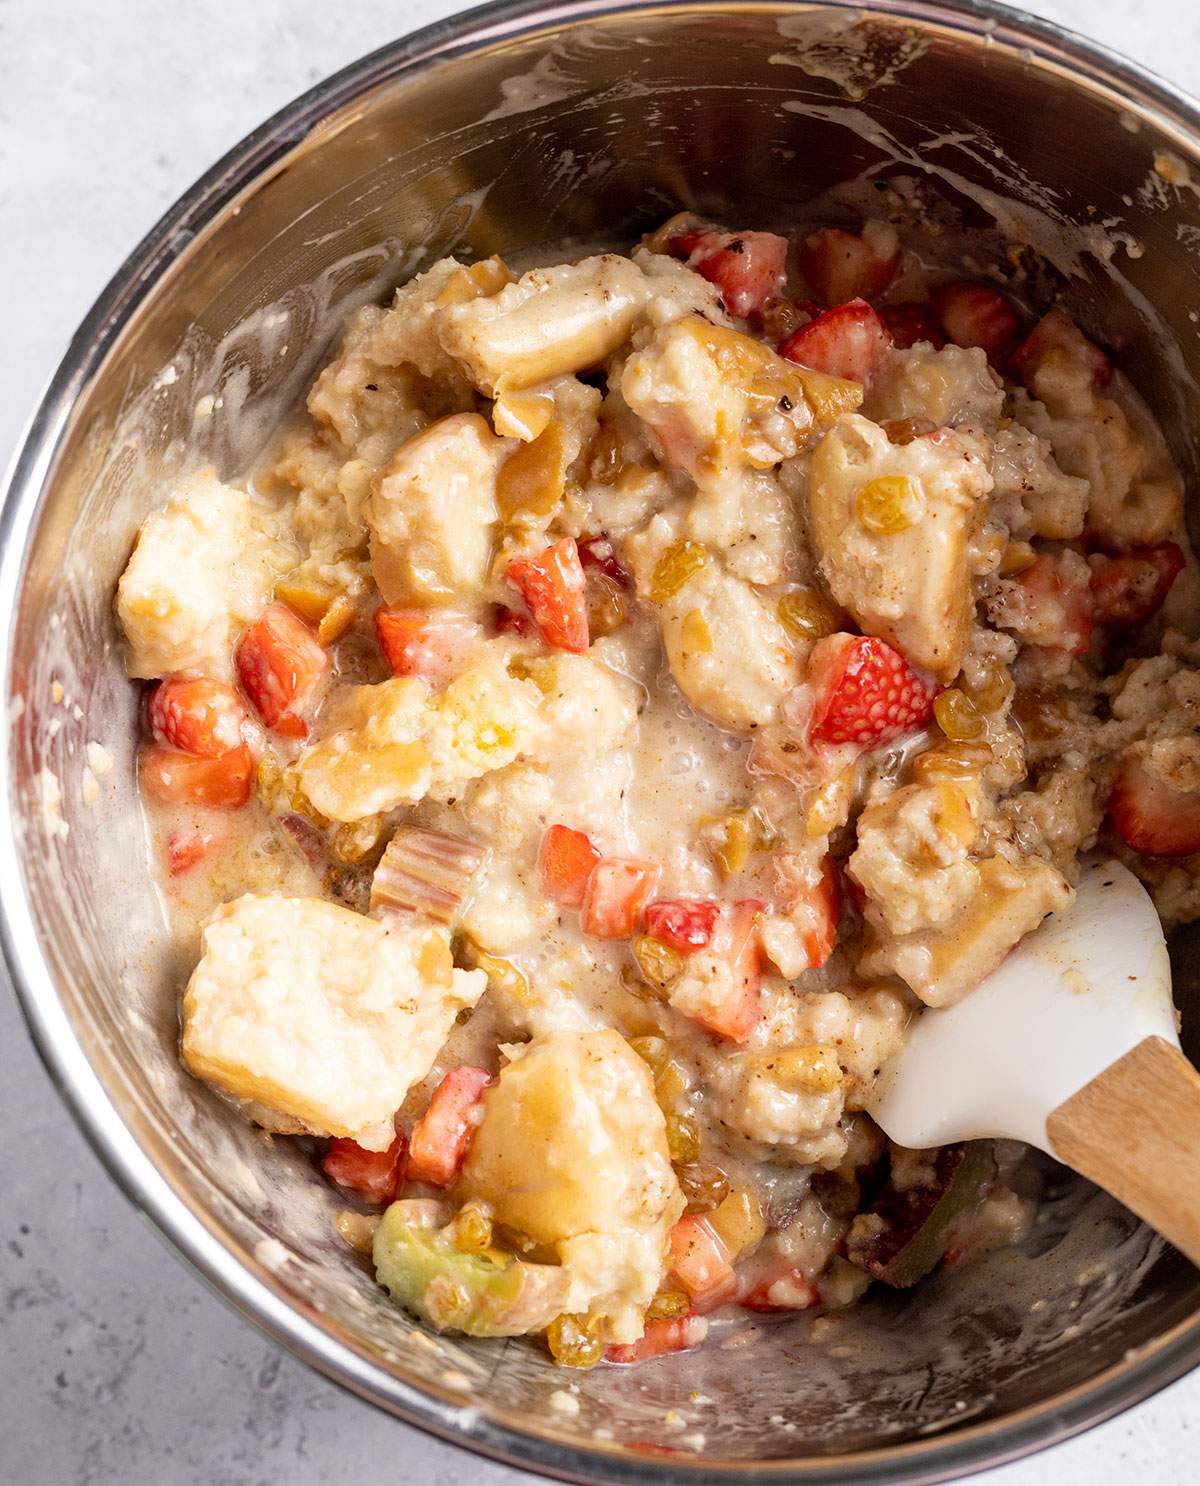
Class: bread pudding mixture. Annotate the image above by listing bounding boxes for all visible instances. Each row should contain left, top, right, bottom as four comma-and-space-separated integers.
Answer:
116, 215, 1199, 1365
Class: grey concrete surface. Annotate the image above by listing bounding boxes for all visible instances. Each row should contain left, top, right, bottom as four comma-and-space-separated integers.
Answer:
2, 1, 1199, 1481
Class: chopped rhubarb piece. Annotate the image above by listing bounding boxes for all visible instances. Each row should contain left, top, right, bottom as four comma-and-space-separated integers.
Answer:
375, 609, 480, 684
323, 1133, 407, 1205
1011, 307, 1111, 387
507, 538, 589, 653
236, 602, 329, 730
880, 302, 945, 350
1090, 543, 1184, 631
1109, 752, 1200, 857
775, 853, 842, 968
644, 898, 721, 951
578, 535, 632, 589
740, 1267, 821, 1313
166, 828, 218, 877
606, 1312, 709, 1364
406, 1067, 493, 1187
806, 633, 938, 748
140, 743, 253, 809
370, 827, 487, 924
668, 1215, 735, 1305
933, 281, 1021, 364
670, 226, 789, 319
798, 223, 900, 307
538, 825, 602, 908
581, 857, 660, 938
779, 299, 892, 384
148, 677, 246, 758
684, 899, 766, 1044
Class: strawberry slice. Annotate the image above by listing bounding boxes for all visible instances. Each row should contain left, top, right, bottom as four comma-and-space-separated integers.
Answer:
405, 1067, 492, 1187
668, 1215, 736, 1306
148, 677, 246, 758
933, 282, 1021, 364
507, 538, 589, 654
1090, 543, 1184, 630
740, 1267, 821, 1313
670, 226, 789, 319
538, 824, 602, 908
1007, 552, 1094, 656
806, 633, 938, 748
798, 223, 900, 307
578, 535, 632, 589
236, 602, 329, 731
1011, 307, 1111, 387
375, 609, 480, 684
774, 853, 842, 968
644, 898, 722, 951
880, 302, 945, 350
140, 743, 253, 809
1108, 753, 1200, 857
166, 828, 219, 877
581, 857, 660, 938
323, 1132, 407, 1205
779, 299, 893, 384
606, 1312, 708, 1364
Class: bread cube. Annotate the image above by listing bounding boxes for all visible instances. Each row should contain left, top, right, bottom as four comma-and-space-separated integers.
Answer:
116, 470, 293, 680
297, 676, 433, 821
182, 896, 486, 1148
808, 413, 990, 681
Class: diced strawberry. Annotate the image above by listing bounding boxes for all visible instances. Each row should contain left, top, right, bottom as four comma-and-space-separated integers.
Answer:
581, 857, 660, 938
880, 302, 945, 350
375, 609, 480, 684
166, 828, 218, 877
1108, 753, 1200, 857
671, 227, 789, 319
606, 1312, 709, 1364
493, 604, 537, 638
1090, 543, 1184, 631
539, 824, 602, 909
644, 898, 721, 951
323, 1133, 407, 1205
140, 743, 253, 809
806, 633, 938, 749
236, 603, 329, 730
1011, 307, 1111, 387
779, 299, 893, 384
148, 677, 246, 758
578, 535, 632, 589
689, 898, 765, 1044
798, 223, 900, 307
741, 1267, 820, 1313
668, 1215, 735, 1305
405, 1067, 492, 1187
933, 282, 1021, 364
507, 538, 589, 654
1009, 553, 1094, 656
775, 853, 842, 968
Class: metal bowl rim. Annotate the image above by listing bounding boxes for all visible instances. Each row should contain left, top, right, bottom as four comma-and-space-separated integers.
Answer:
2, 1, 1198, 1481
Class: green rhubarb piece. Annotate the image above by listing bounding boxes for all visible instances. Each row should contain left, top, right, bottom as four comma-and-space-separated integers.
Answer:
373, 1199, 571, 1337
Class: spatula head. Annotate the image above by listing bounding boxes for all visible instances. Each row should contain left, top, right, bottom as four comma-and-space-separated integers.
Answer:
867, 858, 1178, 1152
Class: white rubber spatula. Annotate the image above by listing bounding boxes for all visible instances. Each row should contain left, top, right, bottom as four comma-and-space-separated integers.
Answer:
868, 857, 1200, 1266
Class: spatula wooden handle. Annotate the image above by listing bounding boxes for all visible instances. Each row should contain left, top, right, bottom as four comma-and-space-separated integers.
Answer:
1046, 1036, 1200, 1267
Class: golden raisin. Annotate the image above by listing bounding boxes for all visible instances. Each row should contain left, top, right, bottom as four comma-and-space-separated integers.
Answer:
761, 296, 808, 341
665, 1112, 702, 1166
632, 935, 683, 992
1012, 684, 1070, 742
777, 588, 839, 642
856, 475, 920, 535
450, 1200, 494, 1254
629, 1035, 672, 1075
330, 816, 387, 865
546, 1313, 604, 1369
677, 1165, 732, 1213
964, 660, 1014, 715
587, 574, 627, 638
1000, 540, 1038, 575
911, 740, 993, 783
709, 1189, 767, 1256
651, 540, 710, 603
587, 421, 624, 486
880, 417, 937, 446
645, 1289, 691, 1323
934, 688, 985, 741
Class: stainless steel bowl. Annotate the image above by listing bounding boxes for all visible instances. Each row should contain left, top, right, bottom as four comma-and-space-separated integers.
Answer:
5, 1, 1200, 1479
